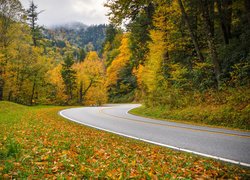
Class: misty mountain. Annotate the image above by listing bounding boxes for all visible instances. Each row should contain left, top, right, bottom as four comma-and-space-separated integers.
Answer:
43, 22, 107, 52
50, 22, 88, 31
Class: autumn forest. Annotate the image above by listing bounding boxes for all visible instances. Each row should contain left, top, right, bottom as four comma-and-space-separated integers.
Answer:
0, 0, 250, 130
1, 0, 250, 178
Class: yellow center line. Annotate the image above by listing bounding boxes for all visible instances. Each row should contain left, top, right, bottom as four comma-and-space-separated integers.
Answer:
99, 107, 250, 139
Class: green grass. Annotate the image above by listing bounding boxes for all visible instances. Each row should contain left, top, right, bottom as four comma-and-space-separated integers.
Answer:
0, 101, 250, 179
130, 104, 250, 130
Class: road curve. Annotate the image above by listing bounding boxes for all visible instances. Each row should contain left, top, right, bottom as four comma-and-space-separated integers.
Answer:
59, 104, 250, 167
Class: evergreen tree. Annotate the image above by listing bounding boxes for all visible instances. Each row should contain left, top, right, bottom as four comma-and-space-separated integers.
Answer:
128, 12, 153, 67
79, 48, 86, 62
61, 55, 76, 102
104, 24, 118, 45
102, 24, 123, 67
27, 1, 43, 47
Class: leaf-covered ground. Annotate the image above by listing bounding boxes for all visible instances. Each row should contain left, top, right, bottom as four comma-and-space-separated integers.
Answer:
0, 101, 249, 179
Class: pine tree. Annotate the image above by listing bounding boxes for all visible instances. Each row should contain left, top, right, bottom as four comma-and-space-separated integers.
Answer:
27, 1, 43, 47
61, 55, 76, 102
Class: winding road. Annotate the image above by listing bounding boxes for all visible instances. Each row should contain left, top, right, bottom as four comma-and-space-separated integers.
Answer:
59, 104, 250, 167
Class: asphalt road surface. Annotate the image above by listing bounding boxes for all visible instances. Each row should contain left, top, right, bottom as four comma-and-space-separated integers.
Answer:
59, 104, 250, 167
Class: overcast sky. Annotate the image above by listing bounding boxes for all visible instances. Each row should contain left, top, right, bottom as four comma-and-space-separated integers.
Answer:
20, 0, 109, 27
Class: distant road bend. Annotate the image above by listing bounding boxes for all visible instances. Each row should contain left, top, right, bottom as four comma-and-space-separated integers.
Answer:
59, 104, 250, 167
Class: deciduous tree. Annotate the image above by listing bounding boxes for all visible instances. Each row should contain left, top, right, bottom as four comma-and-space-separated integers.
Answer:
0, 0, 23, 100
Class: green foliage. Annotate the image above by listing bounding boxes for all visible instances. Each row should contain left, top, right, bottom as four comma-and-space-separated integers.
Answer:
102, 25, 123, 67
2, 161, 14, 174
131, 105, 250, 130
144, 85, 192, 110
6, 137, 21, 158
104, 24, 118, 45
105, 0, 154, 26
191, 62, 216, 91
43, 24, 107, 53
83, 25, 107, 52
61, 55, 77, 102
105, 48, 120, 67
218, 29, 250, 84
78, 48, 86, 62
26, 1, 43, 47
132, 87, 250, 130
226, 87, 250, 108
108, 64, 137, 103
128, 11, 153, 66
229, 61, 250, 86
105, 34, 136, 102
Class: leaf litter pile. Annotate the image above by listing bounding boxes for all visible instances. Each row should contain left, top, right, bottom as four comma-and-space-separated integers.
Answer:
0, 102, 249, 179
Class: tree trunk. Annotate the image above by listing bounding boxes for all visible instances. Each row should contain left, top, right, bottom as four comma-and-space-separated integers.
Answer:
8, 91, 13, 101
78, 80, 94, 104
245, 0, 250, 26
0, 77, 3, 101
177, 0, 205, 62
33, 36, 37, 47
79, 81, 83, 104
207, 38, 221, 89
15, 75, 24, 103
223, 0, 232, 39
0, 54, 7, 101
209, 0, 215, 37
30, 79, 36, 105
216, 0, 232, 44
69, 86, 73, 101
216, 0, 229, 44
0, 50, 7, 101
200, 0, 221, 89
83, 80, 93, 97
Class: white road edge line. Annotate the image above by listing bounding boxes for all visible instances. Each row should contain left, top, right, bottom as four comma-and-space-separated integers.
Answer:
59, 109, 250, 168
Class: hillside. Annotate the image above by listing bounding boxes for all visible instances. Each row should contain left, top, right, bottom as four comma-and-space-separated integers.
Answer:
43, 22, 107, 53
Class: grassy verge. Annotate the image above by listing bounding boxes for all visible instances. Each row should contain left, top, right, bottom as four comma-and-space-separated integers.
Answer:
0, 101, 249, 179
130, 104, 250, 130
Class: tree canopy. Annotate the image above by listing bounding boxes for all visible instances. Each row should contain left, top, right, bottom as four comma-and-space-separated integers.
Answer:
0, 0, 249, 112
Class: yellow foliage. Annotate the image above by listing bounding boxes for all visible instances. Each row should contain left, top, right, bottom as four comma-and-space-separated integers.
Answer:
74, 51, 107, 105
106, 34, 131, 87
47, 64, 68, 102
153, 0, 188, 52
85, 51, 100, 61
169, 63, 188, 82
142, 30, 167, 92
133, 64, 144, 89
84, 79, 107, 106
2, 39, 52, 104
